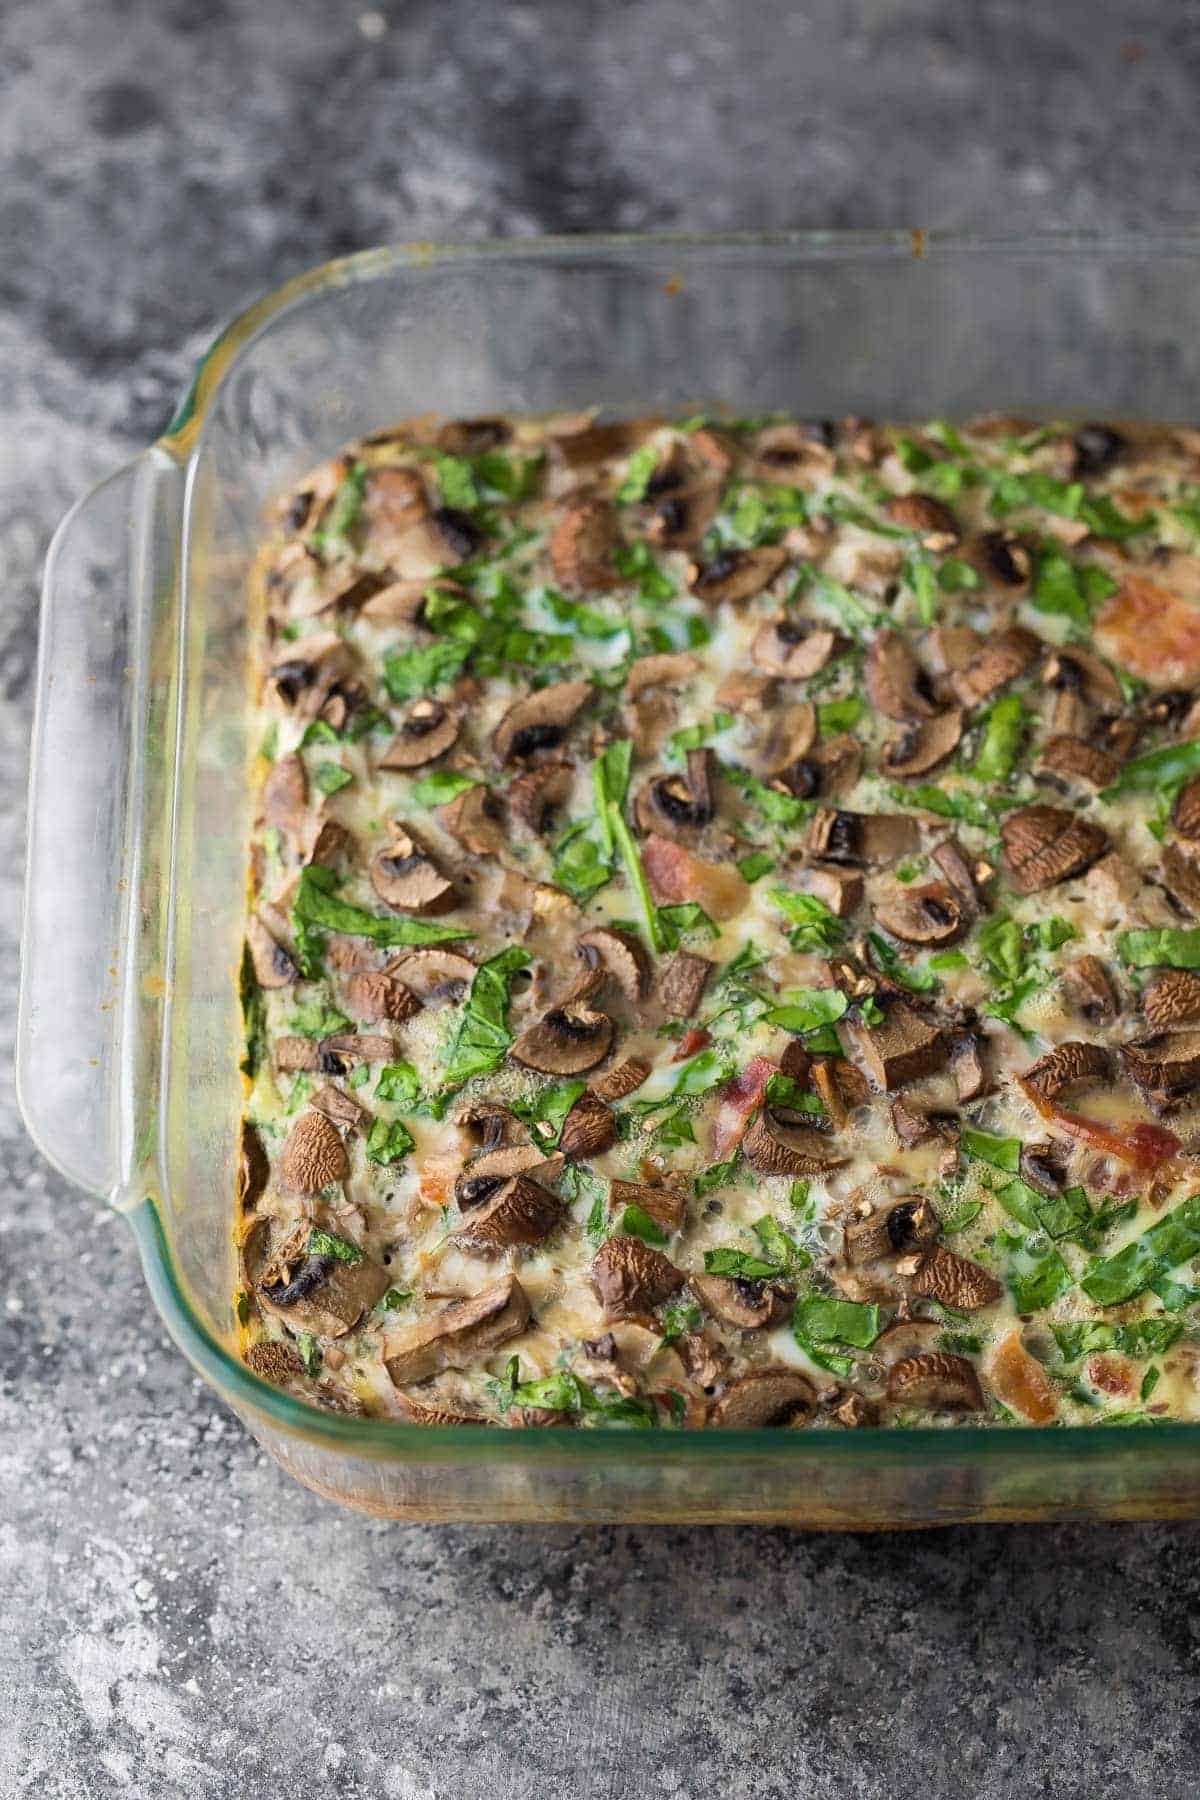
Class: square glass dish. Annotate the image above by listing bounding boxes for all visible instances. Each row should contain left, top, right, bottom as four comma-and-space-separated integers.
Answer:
20, 230, 1200, 1524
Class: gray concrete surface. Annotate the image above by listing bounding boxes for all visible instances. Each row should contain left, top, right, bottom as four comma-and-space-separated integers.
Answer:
5, 1, 1200, 1795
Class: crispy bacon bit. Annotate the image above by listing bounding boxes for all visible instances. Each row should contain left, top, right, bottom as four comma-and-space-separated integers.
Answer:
710, 1057, 777, 1158
1015, 1074, 1181, 1168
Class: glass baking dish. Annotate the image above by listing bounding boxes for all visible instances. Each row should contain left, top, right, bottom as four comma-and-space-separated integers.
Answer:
20, 230, 1200, 1524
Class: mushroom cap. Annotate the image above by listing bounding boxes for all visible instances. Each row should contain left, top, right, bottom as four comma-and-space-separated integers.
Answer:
245, 1340, 305, 1385
911, 1245, 1003, 1311
246, 914, 299, 989
843, 1000, 947, 1091
578, 926, 649, 1002
691, 1274, 785, 1330
806, 807, 921, 868
1022, 1040, 1113, 1099
440, 784, 508, 855
952, 625, 1042, 710
262, 752, 310, 838
709, 1369, 816, 1428
742, 1108, 845, 1177
508, 761, 575, 834
455, 1145, 564, 1206
866, 629, 938, 721
237, 1119, 270, 1211
1036, 734, 1120, 791
1175, 777, 1200, 841
886, 1350, 984, 1410
341, 970, 423, 1024
752, 616, 840, 678
378, 698, 460, 769
872, 1318, 944, 1365
1120, 1029, 1200, 1109
558, 1091, 618, 1159
689, 545, 788, 605
758, 702, 818, 777
871, 882, 967, 947
607, 1176, 686, 1233
1042, 643, 1124, 710
844, 1196, 939, 1264
453, 1175, 564, 1252
549, 495, 619, 591
882, 492, 960, 540
657, 949, 714, 1018
591, 1236, 684, 1319
278, 1111, 349, 1193
387, 946, 477, 1006
591, 1056, 652, 1101
1143, 967, 1200, 1030
383, 1275, 532, 1385
881, 709, 963, 778
370, 830, 458, 913
634, 748, 716, 840
973, 529, 1034, 590
395, 1397, 486, 1426
436, 416, 511, 455
510, 996, 615, 1075
626, 652, 701, 697
1000, 804, 1109, 894
1161, 843, 1200, 921
493, 679, 593, 764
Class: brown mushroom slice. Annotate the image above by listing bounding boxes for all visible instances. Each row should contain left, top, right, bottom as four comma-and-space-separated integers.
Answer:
1023, 1040, 1113, 1100
806, 807, 921, 868
844, 1195, 939, 1264
691, 1274, 790, 1331
591, 1237, 684, 1320
549, 495, 619, 592
383, 1276, 532, 1385
866, 629, 938, 721
710, 1369, 816, 1428
341, 970, 423, 1025
441, 784, 507, 855
801, 866, 864, 921
950, 1034, 988, 1102
508, 762, 574, 835
238, 1119, 270, 1210
1162, 842, 1200, 920
1036, 734, 1120, 791
578, 926, 648, 1002
510, 996, 615, 1075
872, 881, 966, 947
370, 830, 458, 914
386, 506, 481, 581
646, 485, 722, 550
319, 1032, 396, 1065
262, 752, 310, 840
360, 574, 464, 626
309, 1083, 370, 1133
247, 914, 299, 989
245, 1339, 304, 1385
396, 1397, 487, 1427
752, 616, 840, 678
305, 818, 352, 870
387, 947, 476, 1007
689, 546, 789, 605
549, 418, 649, 468
970, 529, 1034, 590
436, 416, 511, 455
1000, 804, 1109, 895
453, 1174, 564, 1252
273, 1036, 322, 1074
378, 699, 460, 770
1042, 643, 1124, 712
1120, 1030, 1200, 1111
930, 835, 988, 911
1175, 778, 1200, 841
882, 492, 960, 542
1144, 968, 1200, 1030
268, 633, 358, 719
952, 626, 1042, 710
1060, 954, 1119, 1026
881, 709, 963, 778
742, 1108, 845, 1177
559, 1092, 618, 1159
658, 950, 714, 1018
635, 748, 716, 839
256, 1221, 389, 1337
843, 1002, 947, 1091
592, 1056, 652, 1101
455, 1145, 561, 1207
912, 1246, 1003, 1311
608, 1177, 686, 1233
278, 1111, 349, 1193
889, 1097, 945, 1148
887, 1351, 984, 1411
715, 669, 777, 713
757, 702, 818, 778
492, 679, 593, 764
625, 652, 701, 698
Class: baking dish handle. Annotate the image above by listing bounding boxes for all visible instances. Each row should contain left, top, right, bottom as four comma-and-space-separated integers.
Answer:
18, 449, 185, 1200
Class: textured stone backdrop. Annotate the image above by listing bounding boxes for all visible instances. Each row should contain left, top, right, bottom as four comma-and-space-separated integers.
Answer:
5, 2, 1200, 1796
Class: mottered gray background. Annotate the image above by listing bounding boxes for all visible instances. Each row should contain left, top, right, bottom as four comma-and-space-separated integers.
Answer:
4, 1, 1200, 1795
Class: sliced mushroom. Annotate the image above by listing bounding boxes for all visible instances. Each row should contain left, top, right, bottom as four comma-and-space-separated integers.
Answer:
866, 629, 938, 721
1042, 644, 1125, 712
1036, 735, 1120, 791
757, 702, 818, 778
950, 1033, 988, 1102
263, 752, 310, 839
453, 1175, 564, 1252
658, 950, 714, 1018
268, 633, 358, 719
690, 1273, 790, 1330
238, 1119, 270, 1210
742, 1108, 845, 1177
1000, 804, 1109, 894
645, 486, 722, 550
871, 882, 966, 947
749, 420, 836, 479
887, 1352, 984, 1410
441, 784, 507, 855
549, 418, 649, 468
881, 709, 964, 778
508, 762, 574, 835
1162, 842, 1200, 920
844, 1195, 939, 1264
578, 926, 648, 1002
689, 546, 788, 605
273, 1036, 323, 1074
608, 1177, 686, 1233
591, 1237, 684, 1320
952, 626, 1042, 710
559, 1092, 618, 1159
278, 1111, 349, 1193
890, 1097, 948, 1148
806, 808, 921, 868
843, 1002, 947, 1091
493, 679, 593, 764
1023, 1040, 1113, 1099
625, 652, 701, 698
549, 495, 619, 591
510, 993, 615, 1074
247, 914, 299, 989
386, 947, 476, 1007
1020, 1141, 1070, 1196
872, 1317, 944, 1365
245, 1339, 304, 1385
972, 529, 1033, 590
455, 1147, 558, 1206
1143, 968, 1200, 1030
378, 699, 460, 770
396, 1397, 487, 1427
1060, 954, 1120, 1025
715, 669, 777, 712
710, 1369, 816, 1428
370, 830, 458, 914
341, 969, 422, 1024
1120, 1030, 1200, 1111
1175, 778, 1200, 841
882, 492, 959, 542
385, 505, 481, 581
930, 836, 988, 911
752, 616, 840, 678
591, 1056, 652, 1101
309, 1083, 370, 1133
436, 416, 511, 455
803, 865, 864, 919
635, 749, 716, 839
360, 574, 464, 626
1072, 422, 1126, 476
255, 1219, 389, 1336
911, 1245, 1003, 1310
383, 1275, 532, 1385
305, 818, 352, 869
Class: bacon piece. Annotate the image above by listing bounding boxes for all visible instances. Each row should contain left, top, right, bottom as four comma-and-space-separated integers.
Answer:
1015, 1075, 1181, 1169
709, 1056, 777, 1158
